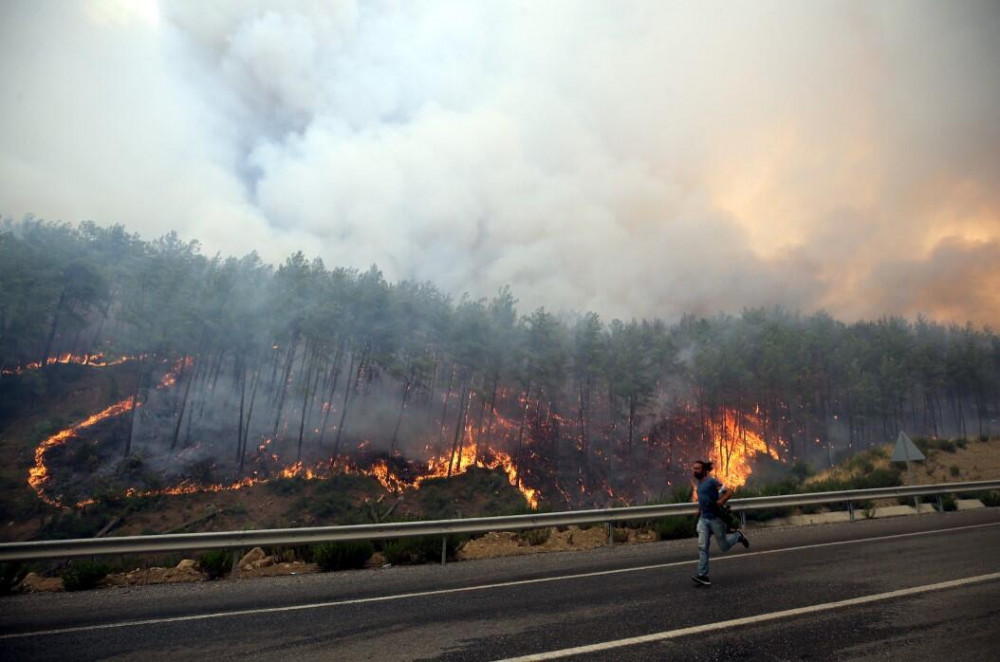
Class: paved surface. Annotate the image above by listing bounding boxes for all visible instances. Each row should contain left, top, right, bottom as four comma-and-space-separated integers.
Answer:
2, 509, 999, 661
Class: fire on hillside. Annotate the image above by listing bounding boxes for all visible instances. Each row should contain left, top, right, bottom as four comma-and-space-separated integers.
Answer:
23, 356, 783, 511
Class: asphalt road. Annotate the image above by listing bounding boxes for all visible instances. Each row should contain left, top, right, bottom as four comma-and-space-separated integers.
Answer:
2, 508, 999, 661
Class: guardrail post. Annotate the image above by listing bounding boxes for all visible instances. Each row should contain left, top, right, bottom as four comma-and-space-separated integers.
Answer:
739, 510, 746, 528
936, 495, 944, 512
848, 501, 855, 522
440, 536, 447, 566
230, 547, 242, 579
606, 522, 613, 546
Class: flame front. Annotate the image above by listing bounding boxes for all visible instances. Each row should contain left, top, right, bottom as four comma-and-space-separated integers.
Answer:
706, 408, 782, 489
29, 399, 136, 506
417, 424, 539, 508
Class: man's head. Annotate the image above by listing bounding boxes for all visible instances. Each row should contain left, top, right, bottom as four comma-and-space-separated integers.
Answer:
692, 460, 713, 480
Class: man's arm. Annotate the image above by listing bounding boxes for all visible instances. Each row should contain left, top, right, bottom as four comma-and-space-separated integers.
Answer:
717, 486, 732, 507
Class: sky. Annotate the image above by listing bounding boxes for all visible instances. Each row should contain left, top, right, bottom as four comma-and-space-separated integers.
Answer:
2, 0, 999, 325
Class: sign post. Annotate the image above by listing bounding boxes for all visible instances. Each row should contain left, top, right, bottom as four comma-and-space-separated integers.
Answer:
891, 431, 926, 510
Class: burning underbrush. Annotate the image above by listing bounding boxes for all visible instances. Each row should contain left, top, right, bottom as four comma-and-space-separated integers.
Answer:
13, 355, 788, 537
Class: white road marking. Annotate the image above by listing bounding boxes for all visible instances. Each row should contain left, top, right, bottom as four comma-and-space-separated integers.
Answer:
495, 571, 1000, 661
2, 520, 998, 640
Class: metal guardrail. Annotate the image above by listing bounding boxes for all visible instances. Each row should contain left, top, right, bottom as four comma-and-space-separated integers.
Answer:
1, 480, 998, 563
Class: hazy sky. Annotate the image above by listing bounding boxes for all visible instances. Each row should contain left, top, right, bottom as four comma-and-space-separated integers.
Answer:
2, 0, 999, 324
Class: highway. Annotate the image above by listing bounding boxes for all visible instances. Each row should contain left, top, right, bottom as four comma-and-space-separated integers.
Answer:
2, 508, 999, 661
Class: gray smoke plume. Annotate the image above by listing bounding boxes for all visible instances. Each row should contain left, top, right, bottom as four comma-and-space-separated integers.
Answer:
2, 0, 999, 323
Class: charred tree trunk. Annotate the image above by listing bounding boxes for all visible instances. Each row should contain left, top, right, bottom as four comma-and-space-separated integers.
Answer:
390, 366, 415, 454
296, 346, 320, 461
439, 364, 456, 438
170, 356, 200, 450
332, 350, 361, 458
317, 346, 345, 447
447, 376, 471, 476
472, 375, 496, 464
124, 353, 145, 458
41, 290, 67, 364
515, 382, 532, 487
236, 360, 246, 466
239, 364, 261, 476
271, 334, 300, 440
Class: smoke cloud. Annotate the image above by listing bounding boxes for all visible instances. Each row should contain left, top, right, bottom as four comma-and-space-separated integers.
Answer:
2, 0, 999, 323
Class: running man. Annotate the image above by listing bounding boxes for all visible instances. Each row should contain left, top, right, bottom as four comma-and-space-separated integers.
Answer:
692, 459, 749, 586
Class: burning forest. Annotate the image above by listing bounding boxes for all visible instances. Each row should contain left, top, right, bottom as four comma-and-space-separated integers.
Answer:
3, 220, 1000, 519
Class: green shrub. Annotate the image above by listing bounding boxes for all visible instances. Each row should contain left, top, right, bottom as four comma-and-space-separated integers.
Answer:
312, 541, 374, 571
950, 465, 961, 477
197, 550, 231, 579
62, 560, 110, 591
653, 516, 697, 541
516, 527, 552, 546
939, 495, 958, 512
1, 562, 27, 595
611, 527, 630, 544
955, 438, 968, 449
861, 501, 876, 519
978, 491, 1000, 507
978, 435, 989, 443
383, 535, 465, 565
939, 440, 957, 453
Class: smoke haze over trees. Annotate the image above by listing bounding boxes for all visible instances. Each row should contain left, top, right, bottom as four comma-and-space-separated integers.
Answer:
2, 218, 999, 508
2, 1, 999, 325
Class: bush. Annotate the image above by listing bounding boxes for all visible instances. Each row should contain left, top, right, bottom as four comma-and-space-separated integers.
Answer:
611, 527, 630, 544
1, 562, 27, 595
978, 435, 989, 443
955, 438, 968, 449
312, 541, 374, 571
939, 495, 958, 512
197, 550, 231, 579
939, 440, 957, 453
950, 465, 961, 477
382, 535, 465, 565
653, 516, 697, 541
516, 527, 552, 546
62, 560, 110, 591
978, 491, 1000, 507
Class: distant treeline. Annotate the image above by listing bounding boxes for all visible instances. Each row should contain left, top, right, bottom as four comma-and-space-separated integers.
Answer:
1, 218, 998, 500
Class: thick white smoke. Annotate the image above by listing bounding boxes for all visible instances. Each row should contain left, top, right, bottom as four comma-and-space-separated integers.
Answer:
2, 0, 999, 322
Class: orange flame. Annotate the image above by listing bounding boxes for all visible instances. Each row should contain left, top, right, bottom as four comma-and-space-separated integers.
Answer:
417, 424, 539, 508
706, 408, 782, 489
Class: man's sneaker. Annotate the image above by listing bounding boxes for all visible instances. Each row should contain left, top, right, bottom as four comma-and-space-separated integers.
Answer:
737, 529, 750, 549
692, 574, 711, 586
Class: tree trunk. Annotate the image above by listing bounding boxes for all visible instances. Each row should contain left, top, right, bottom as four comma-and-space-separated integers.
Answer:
317, 347, 345, 447
239, 364, 261, 476
124, 353, 145, 458
447, 376, 470, 476
332, 351, 359, 458
390, 366, 414, 454
271, 335, 300, 440
41, 289, 67, 364
170, 356, 200, 450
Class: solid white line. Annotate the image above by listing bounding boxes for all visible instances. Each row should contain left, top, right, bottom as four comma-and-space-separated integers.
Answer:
496, 571, 1000, 661
2, 520, 998, 640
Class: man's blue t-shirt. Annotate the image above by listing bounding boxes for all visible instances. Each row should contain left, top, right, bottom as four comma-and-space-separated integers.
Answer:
696, 477, 725, 519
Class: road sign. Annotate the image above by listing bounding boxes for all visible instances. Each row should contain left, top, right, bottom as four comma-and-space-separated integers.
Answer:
891, 431, 926, 462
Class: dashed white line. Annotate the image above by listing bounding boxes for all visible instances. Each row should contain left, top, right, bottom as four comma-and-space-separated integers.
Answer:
2, 520, 997, 640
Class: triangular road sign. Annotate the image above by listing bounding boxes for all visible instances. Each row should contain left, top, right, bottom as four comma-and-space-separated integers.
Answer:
891, 431, 926, 462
